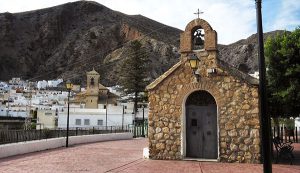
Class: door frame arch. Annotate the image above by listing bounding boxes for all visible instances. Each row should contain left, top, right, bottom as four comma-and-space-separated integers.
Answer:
181, 89, 220, 160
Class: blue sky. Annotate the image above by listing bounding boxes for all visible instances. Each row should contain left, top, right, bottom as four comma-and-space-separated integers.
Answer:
0, 0, 299, 44
263, 0, 300, 32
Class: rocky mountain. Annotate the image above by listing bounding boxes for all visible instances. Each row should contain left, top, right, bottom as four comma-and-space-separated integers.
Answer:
218, 30, 286, 73
0, 1, 284, 86
0, 1, 181, 86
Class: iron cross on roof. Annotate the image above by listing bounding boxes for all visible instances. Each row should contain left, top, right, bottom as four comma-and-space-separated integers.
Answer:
194, 9, 203, 18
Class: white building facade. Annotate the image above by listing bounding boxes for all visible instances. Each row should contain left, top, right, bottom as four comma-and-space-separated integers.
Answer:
57, 104, 147, 128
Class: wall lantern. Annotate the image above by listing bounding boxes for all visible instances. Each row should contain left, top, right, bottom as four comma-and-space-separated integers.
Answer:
188, 53, 199, 72
188, 53, 200, 81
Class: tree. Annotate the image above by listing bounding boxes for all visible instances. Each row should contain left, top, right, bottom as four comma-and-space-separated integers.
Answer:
118, 40, 149, 117
265, 27, 300, 119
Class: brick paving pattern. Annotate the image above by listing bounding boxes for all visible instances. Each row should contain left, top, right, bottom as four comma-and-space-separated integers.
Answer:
0, 138, 300, 173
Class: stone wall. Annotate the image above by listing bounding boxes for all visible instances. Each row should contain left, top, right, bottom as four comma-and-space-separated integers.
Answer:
147, 55, 260, 163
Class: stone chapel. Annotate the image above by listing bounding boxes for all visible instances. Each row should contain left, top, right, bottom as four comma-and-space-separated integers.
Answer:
146, 18, 261, 163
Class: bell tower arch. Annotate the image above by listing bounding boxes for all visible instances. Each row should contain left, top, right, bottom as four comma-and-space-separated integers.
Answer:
180, 18, 217, 53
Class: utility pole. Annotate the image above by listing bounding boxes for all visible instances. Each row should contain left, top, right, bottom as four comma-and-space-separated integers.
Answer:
122, 105, 124, 130
25, 82, 33, 130
105, 98, 108, 130
66, 87, 70, 147
6, 92, 10, 117
255, 0, 272, 173
142, 104, 145, 137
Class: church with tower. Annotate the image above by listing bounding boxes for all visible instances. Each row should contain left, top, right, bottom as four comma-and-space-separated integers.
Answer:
85, 69, 101, 109
146, 18, 261, 163
75, 68, 118, 108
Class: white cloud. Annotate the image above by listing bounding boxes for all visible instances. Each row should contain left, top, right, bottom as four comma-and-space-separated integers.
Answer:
271, 0, 300, 31
204, 1, 256, 44
97, 0, 257, 44
0, 0, 77, 13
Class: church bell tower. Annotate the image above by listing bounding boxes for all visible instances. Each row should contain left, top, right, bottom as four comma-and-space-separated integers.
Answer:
85, 68, 100, 109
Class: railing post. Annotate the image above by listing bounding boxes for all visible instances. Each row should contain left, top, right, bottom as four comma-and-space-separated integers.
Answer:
280, 126, 283, 140
284, 127, 287, 142
139, 126, 141, 137
296, 127, 298, 143
134, 126, 136, 138
278, 126, 280, 138
146, 124, 148, 137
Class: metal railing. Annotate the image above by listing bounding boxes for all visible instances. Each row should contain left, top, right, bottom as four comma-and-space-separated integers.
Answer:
129, 123, 148, 138
272, 125, 300, 143
0, 125, 130, 145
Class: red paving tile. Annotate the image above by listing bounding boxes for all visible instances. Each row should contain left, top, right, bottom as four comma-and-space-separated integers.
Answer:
0, 138, 300, 173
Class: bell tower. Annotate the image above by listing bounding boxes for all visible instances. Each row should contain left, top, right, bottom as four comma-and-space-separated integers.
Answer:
85, 68, 100, 109
180, 18, 217, 52
180, 18, 218, 77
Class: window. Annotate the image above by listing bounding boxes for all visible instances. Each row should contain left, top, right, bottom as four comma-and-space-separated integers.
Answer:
75, 119, 81, 125
104, 105, 106, 109
45, 112, 52, 116
97, 119, 103, 126
90, 77, 94, 86
84, 119, 90, 125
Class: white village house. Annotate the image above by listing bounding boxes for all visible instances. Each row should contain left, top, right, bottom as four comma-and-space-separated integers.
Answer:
37, 69, 148, 129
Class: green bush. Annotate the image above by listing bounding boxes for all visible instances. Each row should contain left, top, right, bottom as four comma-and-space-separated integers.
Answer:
283, 118, 295, 130
42, 128, 52, 139
30, 122, 36, 129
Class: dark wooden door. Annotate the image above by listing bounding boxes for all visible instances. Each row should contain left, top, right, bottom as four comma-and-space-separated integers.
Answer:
186, 104, 217, 159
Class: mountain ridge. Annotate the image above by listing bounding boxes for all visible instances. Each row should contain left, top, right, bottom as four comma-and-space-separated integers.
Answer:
0, 1, 284, 86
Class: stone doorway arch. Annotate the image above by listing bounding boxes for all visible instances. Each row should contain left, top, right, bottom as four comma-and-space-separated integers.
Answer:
185, 90, 218, 159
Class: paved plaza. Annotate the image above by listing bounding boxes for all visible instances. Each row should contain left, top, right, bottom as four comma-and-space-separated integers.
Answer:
0, 138, 300, 173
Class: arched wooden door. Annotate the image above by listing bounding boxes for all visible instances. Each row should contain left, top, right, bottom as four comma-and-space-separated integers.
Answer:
186, 90, 217, 159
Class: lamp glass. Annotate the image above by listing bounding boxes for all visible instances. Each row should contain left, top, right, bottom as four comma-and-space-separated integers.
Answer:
189, 59, 198, 69
66, 80, 73, 90
188, 54, 199, 70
